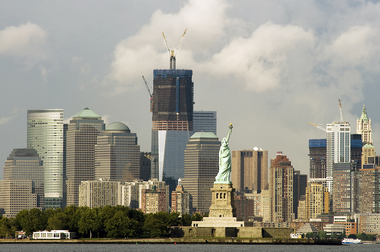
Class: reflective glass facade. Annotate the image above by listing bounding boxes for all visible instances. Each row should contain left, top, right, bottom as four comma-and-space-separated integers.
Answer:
27, 109, 64, 209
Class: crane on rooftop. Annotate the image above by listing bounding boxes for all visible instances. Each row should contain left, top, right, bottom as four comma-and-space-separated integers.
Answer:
142, 75, 153, 112
162, 29, 187, 70
338, 99, 345, 123
309, 122, 326, 132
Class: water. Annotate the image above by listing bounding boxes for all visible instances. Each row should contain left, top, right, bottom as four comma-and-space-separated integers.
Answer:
0, 244, 378, 252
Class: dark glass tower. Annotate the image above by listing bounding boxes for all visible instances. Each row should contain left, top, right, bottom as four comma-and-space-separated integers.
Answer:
151, 69, 194, 182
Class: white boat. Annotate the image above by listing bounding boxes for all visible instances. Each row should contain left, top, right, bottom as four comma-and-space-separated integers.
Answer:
342, 238, 362, 244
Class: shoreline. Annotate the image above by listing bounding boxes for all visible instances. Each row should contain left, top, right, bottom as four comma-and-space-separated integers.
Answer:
0, 238, 342, 245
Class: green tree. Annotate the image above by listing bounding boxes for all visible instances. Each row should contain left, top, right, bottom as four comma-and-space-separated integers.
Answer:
191, 213, 203, 222
180, 213, 192, 226
64, 205, 80, 233
317, 230, 326, 239
78, 207, 96, 238
104, 209, 138, 238
46, 212, 67, 231
143, 214, 168, 237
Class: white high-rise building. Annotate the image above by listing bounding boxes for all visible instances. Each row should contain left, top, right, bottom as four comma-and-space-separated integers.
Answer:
326, 122, 351, 193
27, 109, 64, 209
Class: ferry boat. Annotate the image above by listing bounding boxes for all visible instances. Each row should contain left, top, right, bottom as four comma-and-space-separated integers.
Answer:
342, 238, 362, 244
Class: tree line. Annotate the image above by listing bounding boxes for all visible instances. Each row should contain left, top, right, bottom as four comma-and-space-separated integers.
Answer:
0, 206, 203, 239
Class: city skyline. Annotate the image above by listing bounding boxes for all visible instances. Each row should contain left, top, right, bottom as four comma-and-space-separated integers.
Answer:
2, 0, 380, 179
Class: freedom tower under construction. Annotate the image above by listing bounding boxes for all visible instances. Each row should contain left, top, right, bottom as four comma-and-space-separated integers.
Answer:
150, 30, 194, 182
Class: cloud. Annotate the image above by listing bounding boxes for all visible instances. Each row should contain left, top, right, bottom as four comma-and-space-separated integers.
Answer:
106, 0, 228, 93
0, 22, 47, 60
203, 22, 315, 92
0, 108, 18, 125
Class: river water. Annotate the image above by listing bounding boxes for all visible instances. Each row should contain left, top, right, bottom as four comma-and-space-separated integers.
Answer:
0, 244, 378, 252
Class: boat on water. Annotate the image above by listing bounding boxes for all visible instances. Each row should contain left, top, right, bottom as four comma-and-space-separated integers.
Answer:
342, 238, 362, 244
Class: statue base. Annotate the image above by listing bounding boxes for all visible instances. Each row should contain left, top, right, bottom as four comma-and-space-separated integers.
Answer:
192, 183, 247, 228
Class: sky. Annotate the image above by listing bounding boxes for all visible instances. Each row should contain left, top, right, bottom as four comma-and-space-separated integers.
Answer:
1, 0, 380, 179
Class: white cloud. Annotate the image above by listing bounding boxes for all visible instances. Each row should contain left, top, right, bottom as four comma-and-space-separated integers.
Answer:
0, 22, 47, 60
0, 108, 18, 125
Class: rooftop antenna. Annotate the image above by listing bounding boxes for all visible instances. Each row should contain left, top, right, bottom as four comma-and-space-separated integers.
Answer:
162, 29, 187, 70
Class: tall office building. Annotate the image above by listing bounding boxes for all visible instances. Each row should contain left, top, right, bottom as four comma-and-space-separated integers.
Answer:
231, 149, 268, 193
151, 69, 194, 182
269, 152, 294, 223
0, 149, 44, 217
181, 132, 220, 213
293, 170, 307, 219
326, 122, 351, 193
357, 164, 380, 213
193, 111, 217, 135
309, 139, 326, 179
305, 183, 329, 219
333, 163, 354, 213
95, 122, 140, 182
357, 105, 372, 145
27, 109, 64, 209
65, 108, 105, 207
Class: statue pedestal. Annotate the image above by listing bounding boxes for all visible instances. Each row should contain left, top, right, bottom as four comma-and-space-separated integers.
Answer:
192, 183, 246, 228
209, 183, 236, 218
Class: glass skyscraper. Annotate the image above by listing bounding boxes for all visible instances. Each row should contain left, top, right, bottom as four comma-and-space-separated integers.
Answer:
151, 69, 194, 182
27, 109, 64, 209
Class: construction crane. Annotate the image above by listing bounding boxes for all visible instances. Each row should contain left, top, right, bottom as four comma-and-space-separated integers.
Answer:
309, 122, 326, 132
142, 75, 153, 112
338, 99, 344, 122
162, 29, 187, 70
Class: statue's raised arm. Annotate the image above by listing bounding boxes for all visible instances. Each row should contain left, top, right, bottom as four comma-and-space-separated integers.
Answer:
215, 124, 233, 184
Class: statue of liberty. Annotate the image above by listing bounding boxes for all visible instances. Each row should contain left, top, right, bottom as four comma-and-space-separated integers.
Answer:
215, 123, 233, 183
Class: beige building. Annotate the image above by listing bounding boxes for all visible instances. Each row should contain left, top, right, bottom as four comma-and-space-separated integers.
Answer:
355, 213, 380, 234
357, 165, 380, 213
231, 149, 268, 193
269, 152, 293, 223
95, 122, 140, 182
245, 188, 271, 222
0, 149, 44, 217
305, 183, 329, 220
65, 108, 105, 207
171, 183, 191, 216
362, 144, 376, 167
296, 195, 307, 222
181, 132, 220, 213
357, 105, 372, 145
141, 187, 168, 213
78, 179, 122, 208
122, 179, 169, 209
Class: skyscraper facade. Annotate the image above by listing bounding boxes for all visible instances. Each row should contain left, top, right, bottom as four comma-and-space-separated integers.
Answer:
27, 109, 64, 209
65, 108, 105, 207
309, 139, 326, 179
269, 152, 294, 223
193, 111, 217, 135
357, 105, 372, 145
357, 164, 380, 213
181, 132, 220, 213
0, 149, 44, 217
305, 183, 329, 219
95, 122, 140, 182
293, 170, 307, 219
151, 69, 194, 182
231, 149, 268, 193
326, 122, 351, 193
333, 163, 354, 213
